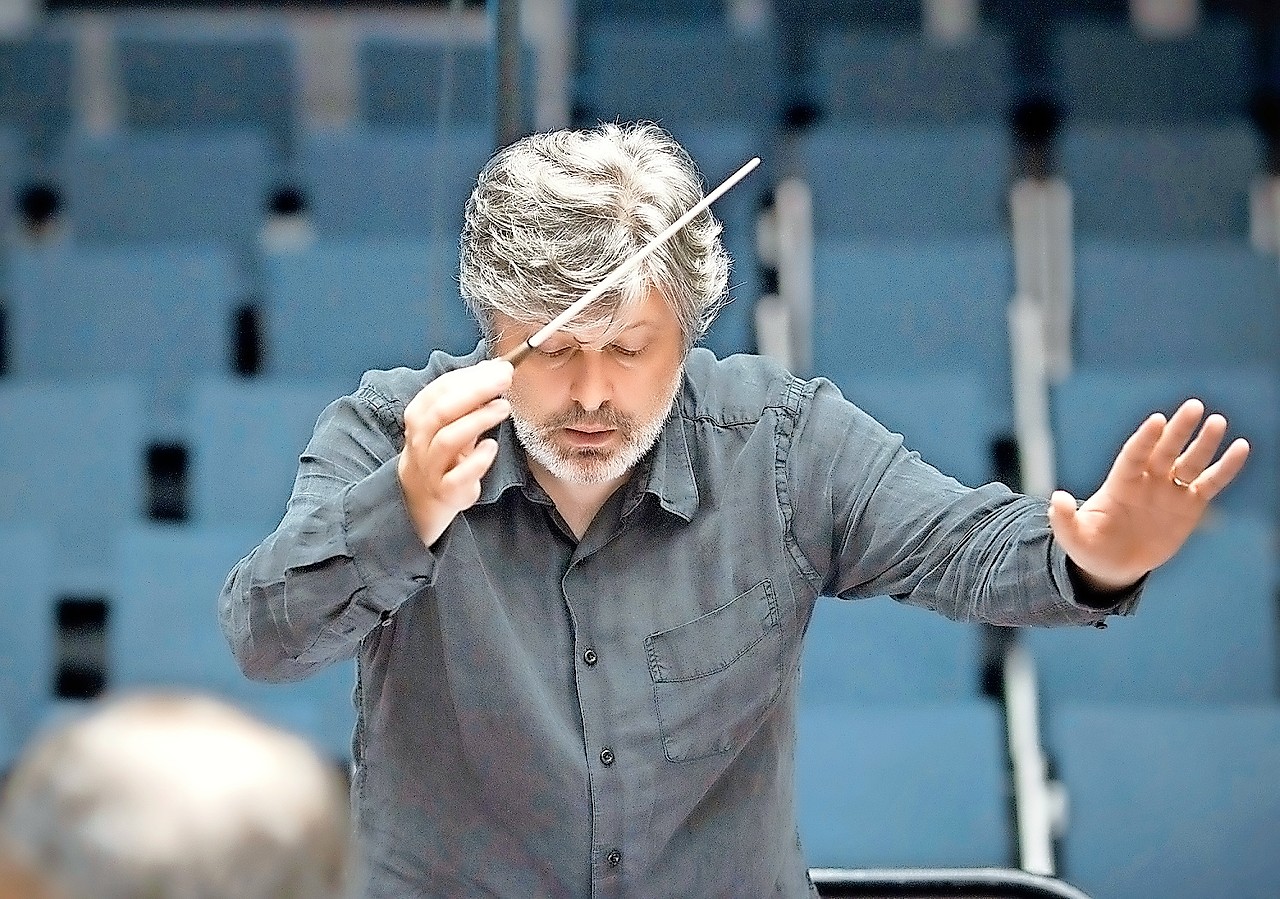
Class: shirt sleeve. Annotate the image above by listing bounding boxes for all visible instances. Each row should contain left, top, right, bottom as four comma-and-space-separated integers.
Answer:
785, 378, 1141, 627
218, 380, 444, 683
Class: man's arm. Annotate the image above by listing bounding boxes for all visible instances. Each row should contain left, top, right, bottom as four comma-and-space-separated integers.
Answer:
218, 361, 512, 682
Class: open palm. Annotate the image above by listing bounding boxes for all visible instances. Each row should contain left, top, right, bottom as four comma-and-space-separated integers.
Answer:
1047, 398, 1251, 592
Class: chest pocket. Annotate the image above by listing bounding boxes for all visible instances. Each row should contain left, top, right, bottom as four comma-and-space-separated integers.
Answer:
645, 579, 783, 763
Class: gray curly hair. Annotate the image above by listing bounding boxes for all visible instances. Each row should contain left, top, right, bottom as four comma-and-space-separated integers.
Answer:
459, 122, 731, 349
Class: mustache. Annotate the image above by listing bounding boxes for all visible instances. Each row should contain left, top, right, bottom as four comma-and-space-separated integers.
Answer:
546, 404, 630, 431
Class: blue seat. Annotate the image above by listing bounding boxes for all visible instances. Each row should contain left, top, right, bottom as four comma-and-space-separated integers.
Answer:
56, 130, 271, 249
811, 237, 1015, 432
809, 29, 1012, 123
358, 31, 536, 131
263, 239, 480, 382
1048, 704, 1280, 899
0, 32, 74, 160
0, 526, 56, 766
785, 0, 921, 28
1026, 513, 1278, 704
110, 526, 356, 762
297, 126, 492, 240
801, 597, 985, 706
1062, 123, 1261, 241
0, 381, 146, 592
1073, 242, 1280, 368
1051, 366, 1277, 517
796, 701, 1009, 868
797, 124, 1012, 238
116, 22, 297, 154
7, 244, 244, 384
575, 22, 782, 128
820, 370, 998, 488
1051, 20, 1253, 123
188, 378, 348, 530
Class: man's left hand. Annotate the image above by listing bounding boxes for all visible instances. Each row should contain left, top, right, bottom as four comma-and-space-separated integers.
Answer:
1047, 398, 1251, 593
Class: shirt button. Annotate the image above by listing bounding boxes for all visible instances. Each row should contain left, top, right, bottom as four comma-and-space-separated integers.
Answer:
583, 649, 598, 666
606, 849, 622, 867
379, 610, 393, 627
599, 747, 615, 766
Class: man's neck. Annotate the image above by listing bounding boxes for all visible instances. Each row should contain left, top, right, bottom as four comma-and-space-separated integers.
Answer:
529, 461, 629, 541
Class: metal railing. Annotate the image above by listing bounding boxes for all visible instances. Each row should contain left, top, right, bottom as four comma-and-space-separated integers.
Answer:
811, 867, 1093, 899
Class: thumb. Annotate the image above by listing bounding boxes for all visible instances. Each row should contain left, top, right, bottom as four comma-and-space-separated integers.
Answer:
1047, 490, 1079, 537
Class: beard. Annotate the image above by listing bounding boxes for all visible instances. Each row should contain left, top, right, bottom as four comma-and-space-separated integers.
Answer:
511, 369, 683, 485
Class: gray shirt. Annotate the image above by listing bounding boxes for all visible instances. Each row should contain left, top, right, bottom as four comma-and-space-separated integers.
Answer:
219, 346, 1139, 898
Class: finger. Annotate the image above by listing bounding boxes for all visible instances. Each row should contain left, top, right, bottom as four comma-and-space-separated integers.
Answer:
406, 360, 514, 437
1106, 413, 1166, 484
421, 397, 511, 477
1147, 398, 1205, 474
437, 438, 501, 507
1170, 412, 1227, 482
1191, 437, 1251, 502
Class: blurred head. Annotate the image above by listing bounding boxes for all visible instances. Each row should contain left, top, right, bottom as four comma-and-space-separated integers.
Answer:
459, 121, 731, 352
0, 693, 353, 899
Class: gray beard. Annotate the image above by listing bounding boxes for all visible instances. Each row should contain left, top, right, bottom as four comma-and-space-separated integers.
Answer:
510, 372, 682, 486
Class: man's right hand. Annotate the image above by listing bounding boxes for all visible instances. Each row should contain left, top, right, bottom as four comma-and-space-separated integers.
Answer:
397, 359, 514, 548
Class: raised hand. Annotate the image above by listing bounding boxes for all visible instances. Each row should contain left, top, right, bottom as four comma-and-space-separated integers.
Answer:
1047, 398, 1250, 592
398, 359, 513, 548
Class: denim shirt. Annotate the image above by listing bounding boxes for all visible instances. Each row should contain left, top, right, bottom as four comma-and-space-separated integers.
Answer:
219, 346, 1139, 899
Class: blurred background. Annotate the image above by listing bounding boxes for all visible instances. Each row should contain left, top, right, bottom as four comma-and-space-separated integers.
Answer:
0, 1, 1277, 897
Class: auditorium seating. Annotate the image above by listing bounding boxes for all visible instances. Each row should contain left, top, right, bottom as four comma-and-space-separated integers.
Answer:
262, 238, 480, 382
358, 30, 536, 132
0, 380, 146, 592
295, 126, 493, 240
1025, 512, 1278, 705
187, 377, 347, 529
1048, 704, 1280, 899
56, 130, 273, 249
1050, 19, 1253, 123
1062, 122, 1260, 241
1071, 242, 1280, 368
796, 124, 1013, 238
6, 243, 245, 384
109, 525, 356, 762
115, 21, 298, 155
807, 28, 1012, 124
796, 701, 1009, 868
801, 598, 985, 706
811, 237, 1015, 434
0, 127, 18, 240
574, 21, 782, 129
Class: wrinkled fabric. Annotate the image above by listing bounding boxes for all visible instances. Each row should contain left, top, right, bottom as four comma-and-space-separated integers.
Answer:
219, 345, 1139, 898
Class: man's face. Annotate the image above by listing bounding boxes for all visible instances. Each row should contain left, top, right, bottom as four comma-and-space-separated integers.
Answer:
494, 287, 687, 486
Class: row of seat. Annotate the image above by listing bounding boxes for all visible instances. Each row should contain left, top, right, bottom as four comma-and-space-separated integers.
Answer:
0, 22, 526, 160
576, 16, 1259, 129
795, 701, 1280, 899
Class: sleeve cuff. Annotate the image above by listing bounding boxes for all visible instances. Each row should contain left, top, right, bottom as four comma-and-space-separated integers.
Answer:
341, 457, 440, 613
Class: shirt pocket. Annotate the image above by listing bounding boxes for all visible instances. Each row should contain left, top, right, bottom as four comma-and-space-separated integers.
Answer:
644, 579, 783, 763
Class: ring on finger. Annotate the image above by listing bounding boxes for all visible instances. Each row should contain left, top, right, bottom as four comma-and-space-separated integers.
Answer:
1170, 471, 1192, 489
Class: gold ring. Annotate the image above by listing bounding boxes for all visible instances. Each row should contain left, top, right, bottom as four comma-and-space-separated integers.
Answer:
1170, 473, 1191, 489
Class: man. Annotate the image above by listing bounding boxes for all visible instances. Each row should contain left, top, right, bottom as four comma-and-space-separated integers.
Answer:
0, 693, 354, 899
219, 122, 1249, 898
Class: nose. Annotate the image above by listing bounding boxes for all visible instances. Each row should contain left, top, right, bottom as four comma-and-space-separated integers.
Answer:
567, 349, 613, 412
